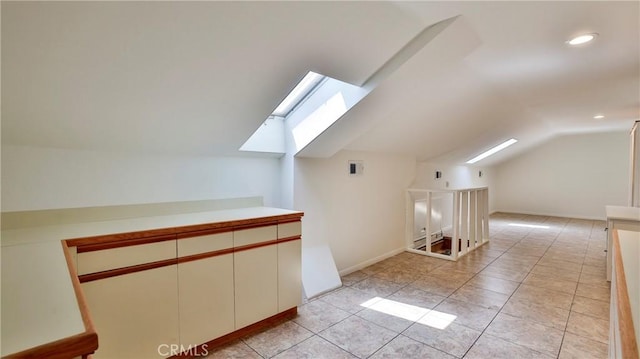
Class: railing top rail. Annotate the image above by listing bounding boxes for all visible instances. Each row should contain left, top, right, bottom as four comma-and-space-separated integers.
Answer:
407, 187, 488, 194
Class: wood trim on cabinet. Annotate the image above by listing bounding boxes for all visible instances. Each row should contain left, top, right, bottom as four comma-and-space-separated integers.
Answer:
233, 239, 279, 253
65, 213, 303, 249
277, 218, 302, 225
65, 228, 176, 248
74, 233, 176, 253
169, 307, 298, 359
613, 230, 640, 359
4, 243, 100, 359
3, 331, 99, 359
177, 248, 235, 264
176, 226, 234, 239
277, 236, 301, 244
78, 237, 296, 281
78, 258, 178, 283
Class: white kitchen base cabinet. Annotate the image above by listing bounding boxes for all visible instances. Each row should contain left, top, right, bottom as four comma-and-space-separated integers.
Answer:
234, 245, 279, 329
81, 265, 180, 359
278, 240, 302, 312
178, 254, 235, 347
66, 208, 302, 358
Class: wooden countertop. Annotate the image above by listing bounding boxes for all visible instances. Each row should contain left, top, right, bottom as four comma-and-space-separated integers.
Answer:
0, 206, 302, 357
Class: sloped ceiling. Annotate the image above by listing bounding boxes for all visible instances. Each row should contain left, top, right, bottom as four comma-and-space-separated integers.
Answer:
2, 1, 639, 166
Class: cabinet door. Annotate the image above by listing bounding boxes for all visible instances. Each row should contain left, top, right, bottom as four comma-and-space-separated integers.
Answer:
234, 245, 278, 329
178, 249, 234, 346
82, 265, 179, 359
278, 239, 302, 312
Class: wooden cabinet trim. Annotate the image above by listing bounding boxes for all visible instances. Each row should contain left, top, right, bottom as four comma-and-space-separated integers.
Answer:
233, 239, 279, 253
66, 213, 302, 249
75, 233, 176, 253
277, 218, 302, 225
2, 331, 98, 359
77, 237, 298, 281
177, 248, 235, 264
278, 236, 301, 244
78, 258, 178, 283
613, 230, 640, 359
176, 227, 233, 239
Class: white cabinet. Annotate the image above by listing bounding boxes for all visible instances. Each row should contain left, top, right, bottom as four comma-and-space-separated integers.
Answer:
233, 225, 278, 329
73, 211, 302, 357
82, 265, 179, 359
278, 240, 302, 312
177, 231, 234, 347
277, 221, 302, 312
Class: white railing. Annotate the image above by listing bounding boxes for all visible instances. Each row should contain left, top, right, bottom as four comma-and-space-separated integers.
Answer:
406, 187, 490, 261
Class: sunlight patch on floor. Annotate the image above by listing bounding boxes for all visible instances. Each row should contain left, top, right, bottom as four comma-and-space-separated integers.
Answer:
360, 297, 456, 329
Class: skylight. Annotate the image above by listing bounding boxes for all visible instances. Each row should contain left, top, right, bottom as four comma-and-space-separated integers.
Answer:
466, 138, 518, 164
272, 71, 325, 117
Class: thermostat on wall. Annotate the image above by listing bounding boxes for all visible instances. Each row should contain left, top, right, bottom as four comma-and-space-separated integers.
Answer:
348, 160, 364, 176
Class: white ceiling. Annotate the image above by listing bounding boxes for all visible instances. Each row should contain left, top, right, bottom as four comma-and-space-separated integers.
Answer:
2, 1, 639, 166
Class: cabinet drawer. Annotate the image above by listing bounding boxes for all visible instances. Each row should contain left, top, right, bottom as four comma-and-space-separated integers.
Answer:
234, 225, 277, 247
77, 240, 176, 275
278, 221, 301, 239
177, 231, 233, 257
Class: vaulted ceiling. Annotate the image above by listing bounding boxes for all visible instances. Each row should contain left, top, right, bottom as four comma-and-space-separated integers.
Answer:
2, 1, 638, 166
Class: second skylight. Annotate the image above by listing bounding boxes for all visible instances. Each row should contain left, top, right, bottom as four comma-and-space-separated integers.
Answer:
272, 71, 325, 117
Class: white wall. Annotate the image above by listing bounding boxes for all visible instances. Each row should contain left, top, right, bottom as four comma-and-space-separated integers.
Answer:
294, 150, 416, 272
412, 162, 496, 211
494, 131, 629, 220
1, 145, 282, 211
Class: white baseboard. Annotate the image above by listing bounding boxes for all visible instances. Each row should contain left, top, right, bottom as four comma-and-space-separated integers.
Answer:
338, 246, 406, 276
492, 209, 605, 221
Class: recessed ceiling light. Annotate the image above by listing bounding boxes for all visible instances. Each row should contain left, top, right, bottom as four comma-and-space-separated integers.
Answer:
594, 114, 605, 119
567, 33, 598, 46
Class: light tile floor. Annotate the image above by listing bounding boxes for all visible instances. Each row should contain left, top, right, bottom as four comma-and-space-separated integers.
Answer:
207, 213, 610, 358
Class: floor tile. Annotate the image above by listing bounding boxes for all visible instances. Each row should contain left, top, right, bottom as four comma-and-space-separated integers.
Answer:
449, 284, 510, 310
480, 265, 529, 282
530, 264, 580, 282
404, 320, 481, 357
465, 274, 520, 295
319, 287, 379, 314
243, 321, 313, 358
205, 340, 261, 359
511, 284, 574, 310
522, 273, 577, 295
272, 335, 356, 359
578, 272, 609, 288
575, 282, 610, 302
571, 295, 609, 320
465, 333, 554, 359
558, 332, 608, 359
501, 296, 570, 330
350, 277, 404, 297
429, 298, 499, 331
369, 335, 455, 359
485, 313, 564, 357
372, 266, 422, 284
360, 261, 395, 275
340, 271, 369, 286
565, 311, 609, 344
319, 316, 397, 359
387, 286, 445, 309
409, 276, 462, 297
294, 299, 351, 333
